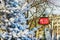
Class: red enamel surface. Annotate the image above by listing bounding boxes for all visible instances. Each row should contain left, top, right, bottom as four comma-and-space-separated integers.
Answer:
38, 17, 50, 25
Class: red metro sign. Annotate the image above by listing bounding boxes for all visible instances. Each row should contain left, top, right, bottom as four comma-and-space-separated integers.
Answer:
38, 17, 50, 25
